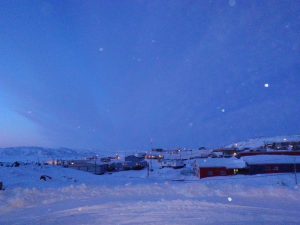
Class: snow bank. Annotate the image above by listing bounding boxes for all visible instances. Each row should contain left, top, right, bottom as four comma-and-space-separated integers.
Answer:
1, 177, 300, 225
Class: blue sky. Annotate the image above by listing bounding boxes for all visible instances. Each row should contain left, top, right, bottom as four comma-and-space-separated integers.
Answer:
0, 0, 300, 151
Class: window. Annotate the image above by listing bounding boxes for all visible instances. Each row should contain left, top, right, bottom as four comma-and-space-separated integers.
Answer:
207, 171, 213, 176
220, 171, 226, 176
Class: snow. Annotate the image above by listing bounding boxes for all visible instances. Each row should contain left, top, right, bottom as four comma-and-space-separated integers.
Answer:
1, 162, 300, 225
196, 157, 246, 168
0, 147, 94, 162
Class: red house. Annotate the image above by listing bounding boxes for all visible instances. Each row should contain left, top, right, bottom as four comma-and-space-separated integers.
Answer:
194, 158, 246, 179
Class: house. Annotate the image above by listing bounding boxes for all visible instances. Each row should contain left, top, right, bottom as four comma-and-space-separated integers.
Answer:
66, 160, 108, 175
145, 152, 164, 160
123, 154, 148, 170
134, 152, 146, 159
194, 154, 300, 179
125, 155, 143, 162
161, 159, 185, 169
211, 148, 240, 158
107, 162, 124, 172
264, 141, 300, 150
241, 155, 300, 175
194, 158, 246, 179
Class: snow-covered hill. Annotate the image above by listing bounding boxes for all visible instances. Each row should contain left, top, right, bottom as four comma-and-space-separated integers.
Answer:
226, 134, 300, 150
0, 146, 95, 162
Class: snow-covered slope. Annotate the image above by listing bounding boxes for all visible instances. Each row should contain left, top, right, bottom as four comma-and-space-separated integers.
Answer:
226, 134, 300, 150
0, 164, 300, 225
0, 146, 94, 162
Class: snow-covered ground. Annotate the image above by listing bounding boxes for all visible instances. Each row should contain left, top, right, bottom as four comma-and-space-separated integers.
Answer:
1, 163, 300, 225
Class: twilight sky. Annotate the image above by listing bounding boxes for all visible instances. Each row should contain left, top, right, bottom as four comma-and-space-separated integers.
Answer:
0, 0, 300, 151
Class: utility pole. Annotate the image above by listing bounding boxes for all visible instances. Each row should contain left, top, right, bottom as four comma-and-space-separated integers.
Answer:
147, 161, 150, 177
148, 138, 154, 178
294, 157, 298, 185
95, 157, 97, 174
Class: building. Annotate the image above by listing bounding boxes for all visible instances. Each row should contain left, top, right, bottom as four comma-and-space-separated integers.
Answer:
194, 158, 246, 179
264, 141, 300, 150
241, 155, 300, 175
194, 154, 300, 179
65, 160, 108, 175
161, 159, 185, 169
211, 148, 240, 158
125, 155, 143, 162
238, 150, 300, 158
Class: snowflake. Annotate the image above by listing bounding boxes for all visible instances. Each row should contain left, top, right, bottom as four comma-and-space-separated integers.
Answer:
228, 0, 236, 7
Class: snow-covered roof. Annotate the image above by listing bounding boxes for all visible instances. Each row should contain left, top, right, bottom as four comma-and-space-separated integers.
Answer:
241, 155, 300, 165
196, 158, 246, 169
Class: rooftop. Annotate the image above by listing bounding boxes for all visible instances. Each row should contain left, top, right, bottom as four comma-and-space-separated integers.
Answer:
196, 158, 246, 169
241, 155, 300, 165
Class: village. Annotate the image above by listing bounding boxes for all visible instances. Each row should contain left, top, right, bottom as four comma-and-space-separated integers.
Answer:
2, 136, 299, 189
62, 138, 300, 181
1, 136, 300, 225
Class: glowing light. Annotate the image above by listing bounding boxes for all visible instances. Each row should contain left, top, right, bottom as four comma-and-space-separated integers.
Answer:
264, 83, 269, 88
227, 197, 232, 202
